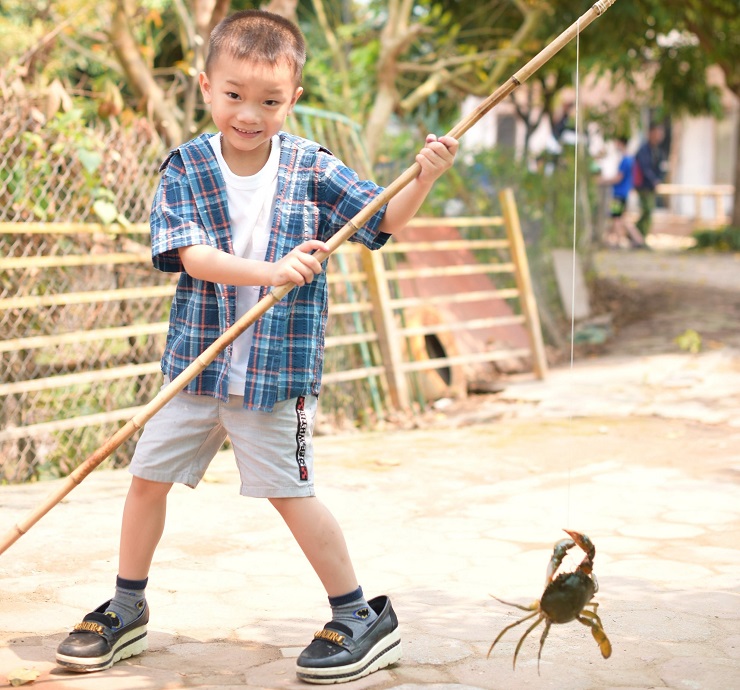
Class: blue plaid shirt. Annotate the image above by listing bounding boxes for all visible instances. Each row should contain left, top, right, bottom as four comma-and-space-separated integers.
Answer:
151, 132, 390, 411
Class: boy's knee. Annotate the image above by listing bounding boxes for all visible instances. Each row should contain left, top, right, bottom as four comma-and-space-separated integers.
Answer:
130, 476, 172, 499
269, 495, 313, 516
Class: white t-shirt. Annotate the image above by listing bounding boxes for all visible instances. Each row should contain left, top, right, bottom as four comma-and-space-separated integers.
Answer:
208, 133, 281, 395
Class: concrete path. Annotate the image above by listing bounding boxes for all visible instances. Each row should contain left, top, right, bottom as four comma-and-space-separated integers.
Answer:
594, 249, 740, 291
2, 367, 739, 689
1, 249, 739, 689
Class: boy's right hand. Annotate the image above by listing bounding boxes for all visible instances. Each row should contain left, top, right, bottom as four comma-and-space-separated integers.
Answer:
269, 239, 330, 287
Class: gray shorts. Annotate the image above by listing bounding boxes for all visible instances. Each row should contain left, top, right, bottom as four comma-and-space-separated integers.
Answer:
129, 382, 317, 498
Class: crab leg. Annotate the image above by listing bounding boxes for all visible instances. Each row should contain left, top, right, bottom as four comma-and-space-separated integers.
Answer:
512, 615, 545, 670
536, 619, 553, 674
486, 609, 539, 658
577, 610, 612, 658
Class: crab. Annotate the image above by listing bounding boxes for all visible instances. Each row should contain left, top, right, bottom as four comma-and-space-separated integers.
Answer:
487, 530, 612, 672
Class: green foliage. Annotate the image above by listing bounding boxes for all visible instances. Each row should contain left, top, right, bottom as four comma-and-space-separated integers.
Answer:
418, 144, 597, 252
6, 108, 121, 223
674, 328, 702, 354
692, 226, 740, 252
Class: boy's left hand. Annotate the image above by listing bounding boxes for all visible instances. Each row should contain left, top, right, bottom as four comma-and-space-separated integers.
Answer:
415, 134, 459, 185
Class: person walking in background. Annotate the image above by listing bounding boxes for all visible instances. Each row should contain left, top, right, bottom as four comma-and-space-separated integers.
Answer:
602, 136, 647, 249
634, 123, 666, 241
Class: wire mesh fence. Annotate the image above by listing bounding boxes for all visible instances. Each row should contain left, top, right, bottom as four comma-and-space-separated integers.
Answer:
0, 98, 390, 482
1, 97, 539, 484
0, 99, 162, 224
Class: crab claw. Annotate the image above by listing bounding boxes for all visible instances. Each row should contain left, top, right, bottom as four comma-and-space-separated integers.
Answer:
564, 530, 595, 574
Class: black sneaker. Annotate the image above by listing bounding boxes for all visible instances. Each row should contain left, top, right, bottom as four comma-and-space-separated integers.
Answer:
296, 595, 401, 684
55, 600, 149, 672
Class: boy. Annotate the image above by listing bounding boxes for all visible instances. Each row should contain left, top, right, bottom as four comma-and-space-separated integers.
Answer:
602, 136, 646, 249
55, 9, 458, 685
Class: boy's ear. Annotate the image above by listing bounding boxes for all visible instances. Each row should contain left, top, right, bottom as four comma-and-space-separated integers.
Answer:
199, 72, 212, 103
289, 86, 304, 114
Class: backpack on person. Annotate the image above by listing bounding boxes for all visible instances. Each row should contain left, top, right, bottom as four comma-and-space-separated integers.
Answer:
633, 157, 643, 188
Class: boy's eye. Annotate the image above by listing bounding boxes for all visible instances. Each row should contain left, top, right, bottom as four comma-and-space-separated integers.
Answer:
264, 100, 280, 107
226, 92, 240, 100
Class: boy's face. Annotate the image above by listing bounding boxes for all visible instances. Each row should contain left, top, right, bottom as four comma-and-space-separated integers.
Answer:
200, 54, 303, 171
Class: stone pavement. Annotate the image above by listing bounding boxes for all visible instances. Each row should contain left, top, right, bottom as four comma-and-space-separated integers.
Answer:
1, 371, 739, 689
2, 248, 740, 689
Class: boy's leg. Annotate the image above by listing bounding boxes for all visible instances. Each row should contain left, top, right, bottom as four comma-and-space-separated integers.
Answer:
57, 386, 225, 673
225, 396, 401, 683
269, 496, 358, 597
119, 476, 172, 581
55, 478, 170, 672
272, 496, 401, 684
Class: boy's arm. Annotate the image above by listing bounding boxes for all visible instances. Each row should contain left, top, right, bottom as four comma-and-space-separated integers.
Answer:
378, 134, 458, 235
178, 240, 330, 288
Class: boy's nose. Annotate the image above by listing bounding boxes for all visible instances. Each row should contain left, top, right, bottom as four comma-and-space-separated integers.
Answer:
236, 104, 259, 123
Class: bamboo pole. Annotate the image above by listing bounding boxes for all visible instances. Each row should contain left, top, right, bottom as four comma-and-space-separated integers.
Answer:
0, 0, 620, 557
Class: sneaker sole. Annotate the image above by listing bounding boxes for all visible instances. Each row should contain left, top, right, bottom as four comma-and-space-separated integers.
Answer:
296, 628, 402, 685
56, 627, 148, 673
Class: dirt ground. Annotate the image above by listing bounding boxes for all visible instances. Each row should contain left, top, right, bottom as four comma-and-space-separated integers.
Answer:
590, 278, 740, 356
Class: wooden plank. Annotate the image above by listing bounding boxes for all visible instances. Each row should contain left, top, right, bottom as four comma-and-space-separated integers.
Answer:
0, 252, 149, 271
0, 322, 169, 353
326, 270, 367, 284
499, 188, 548, 379
389, 288, 519, 310
0, 285, 175, 310
383, 238, 509, 253
0, 222, 149, 235
398, 315, 526, 338
399, 348, 532, 373
384, 263, 515, 280
325, 332, 379, 348
406, 217, 505, 228
360, 247, 409, 409
0, 405, 147, 442
322, 365, 386, 384
655, 183, 733, 195
329, 302, 373, 315
0, 362, 161, 396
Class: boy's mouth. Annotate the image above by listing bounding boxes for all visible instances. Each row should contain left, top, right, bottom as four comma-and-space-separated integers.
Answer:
233, 126, 261, 137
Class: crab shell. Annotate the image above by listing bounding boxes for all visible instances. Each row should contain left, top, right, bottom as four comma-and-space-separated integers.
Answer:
540, 569, 596, 624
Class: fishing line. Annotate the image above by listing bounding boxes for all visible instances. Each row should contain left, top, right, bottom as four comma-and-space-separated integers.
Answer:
566, 18, 582, 529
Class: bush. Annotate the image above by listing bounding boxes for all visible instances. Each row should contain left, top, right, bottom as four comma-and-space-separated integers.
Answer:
692, 226, 740, 252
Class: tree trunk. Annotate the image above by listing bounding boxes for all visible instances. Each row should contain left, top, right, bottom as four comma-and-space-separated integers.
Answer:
363, 0, 416, 162
109, 0, 183, 146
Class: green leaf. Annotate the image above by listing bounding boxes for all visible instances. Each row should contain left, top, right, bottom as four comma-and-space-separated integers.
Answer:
77, 148, 102, 174
8, 667, 40, 686
674, 329, 702, 354
93, 199, 119, 225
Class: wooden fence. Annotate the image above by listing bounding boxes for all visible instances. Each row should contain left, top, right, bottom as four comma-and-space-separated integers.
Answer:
0, 190, 545, 481
654, 183, 734, 229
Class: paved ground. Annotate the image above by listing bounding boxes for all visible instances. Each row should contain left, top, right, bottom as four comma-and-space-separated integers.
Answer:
1, 246, 739, 690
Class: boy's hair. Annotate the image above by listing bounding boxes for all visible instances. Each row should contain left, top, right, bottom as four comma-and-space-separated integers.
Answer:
205, 10, 306, 83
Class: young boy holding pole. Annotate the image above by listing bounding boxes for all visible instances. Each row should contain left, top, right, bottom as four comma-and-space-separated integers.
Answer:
55, 9, 457, 685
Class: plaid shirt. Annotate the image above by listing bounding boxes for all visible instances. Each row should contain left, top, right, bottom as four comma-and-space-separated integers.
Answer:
151, 132, 389, 411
